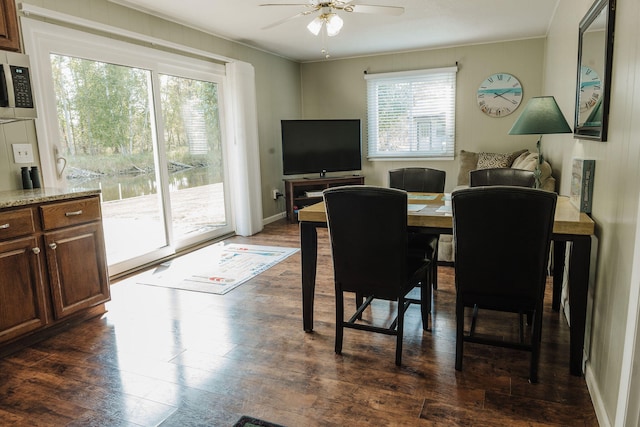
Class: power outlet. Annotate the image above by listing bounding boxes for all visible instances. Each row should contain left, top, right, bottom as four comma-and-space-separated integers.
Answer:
12, 144, 34, 164
272, 189, 280, 200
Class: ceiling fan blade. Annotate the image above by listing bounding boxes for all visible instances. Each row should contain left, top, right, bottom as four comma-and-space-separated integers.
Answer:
259, 3, 315, 6
261, 10, 315, 30
348, 4, 404, 15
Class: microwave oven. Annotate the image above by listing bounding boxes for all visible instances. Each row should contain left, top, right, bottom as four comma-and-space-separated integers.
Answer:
0, 51, 36, 122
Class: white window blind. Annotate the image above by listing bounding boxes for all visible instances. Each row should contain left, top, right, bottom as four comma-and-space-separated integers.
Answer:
365, 66, 457, 160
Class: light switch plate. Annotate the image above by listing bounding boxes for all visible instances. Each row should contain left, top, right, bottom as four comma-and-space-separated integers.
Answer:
12, 144, 34, 164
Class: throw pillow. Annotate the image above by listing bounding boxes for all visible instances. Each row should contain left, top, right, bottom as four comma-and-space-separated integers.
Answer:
477, 149, 527, 169
512, 151, 536, 170
477, 152, 513, 169
512, 151, 553, 184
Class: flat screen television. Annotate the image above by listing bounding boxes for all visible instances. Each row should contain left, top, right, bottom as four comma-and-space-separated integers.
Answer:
281, 119, 362, 177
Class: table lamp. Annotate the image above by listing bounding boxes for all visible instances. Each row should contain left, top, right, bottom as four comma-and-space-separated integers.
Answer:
508, 96, 572, 188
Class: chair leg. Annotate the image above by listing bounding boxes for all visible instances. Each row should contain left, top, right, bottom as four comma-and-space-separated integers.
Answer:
518, 311, 525, 344
335, 290, 344, 355
455, 297, 464, 371
420, 269, 432, 331
432, 238, 439, 290
526, 311, 533, 325
529, 308, 543, 383
469, 305, 479, 336
355, 292, 364, 320
396, 296, 406, 366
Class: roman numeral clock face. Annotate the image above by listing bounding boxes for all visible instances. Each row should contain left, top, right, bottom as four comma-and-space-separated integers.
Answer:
579, 66, 602, 113
477, 73, 523, 117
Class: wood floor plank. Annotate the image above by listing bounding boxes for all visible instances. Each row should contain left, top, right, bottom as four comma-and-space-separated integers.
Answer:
0, 219, 598, 426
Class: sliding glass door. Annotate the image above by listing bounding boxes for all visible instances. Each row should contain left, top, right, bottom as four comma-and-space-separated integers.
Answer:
158, 74, 227, 246
46, 50, 231, 275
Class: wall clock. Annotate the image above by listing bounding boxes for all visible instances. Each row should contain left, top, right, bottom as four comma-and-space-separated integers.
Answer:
578, 65, 602, 113
477, 73, 523, 117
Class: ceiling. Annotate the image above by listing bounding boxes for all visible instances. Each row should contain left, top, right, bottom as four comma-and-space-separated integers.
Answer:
108, 0, 560, 62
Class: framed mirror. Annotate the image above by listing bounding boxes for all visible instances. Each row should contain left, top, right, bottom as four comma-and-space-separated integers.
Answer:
574, 0, 616, 141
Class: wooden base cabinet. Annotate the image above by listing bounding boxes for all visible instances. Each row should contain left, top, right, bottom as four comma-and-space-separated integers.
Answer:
0, 193, 110, 349
0, 235, 48, 343
44, 222, 109, 319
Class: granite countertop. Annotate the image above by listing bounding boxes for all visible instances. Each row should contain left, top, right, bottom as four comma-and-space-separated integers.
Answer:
0, 188, 101, 209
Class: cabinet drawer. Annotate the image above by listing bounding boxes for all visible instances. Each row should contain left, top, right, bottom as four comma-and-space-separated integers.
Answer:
40, 197, 101, 230
0, 208, 36, 240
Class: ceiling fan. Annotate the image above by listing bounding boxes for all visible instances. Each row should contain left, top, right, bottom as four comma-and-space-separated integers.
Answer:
260, 1, 404, 36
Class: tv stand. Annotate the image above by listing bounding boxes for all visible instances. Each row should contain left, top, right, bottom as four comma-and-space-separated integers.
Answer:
284, 176, 365, 223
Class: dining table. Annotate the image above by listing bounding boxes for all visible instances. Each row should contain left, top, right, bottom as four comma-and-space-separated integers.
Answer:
297, 192, 596, 377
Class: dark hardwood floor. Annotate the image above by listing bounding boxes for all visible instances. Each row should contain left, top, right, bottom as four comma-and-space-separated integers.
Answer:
0, 219, 598, 426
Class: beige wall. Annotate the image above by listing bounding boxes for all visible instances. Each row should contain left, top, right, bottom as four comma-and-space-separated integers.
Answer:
0, 120, 39, 191
300, 38, 546, 192
544, 0, 640, 425
1, 0, 301, 220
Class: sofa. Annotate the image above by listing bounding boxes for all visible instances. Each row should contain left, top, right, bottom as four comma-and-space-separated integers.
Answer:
437, 148, 556, 263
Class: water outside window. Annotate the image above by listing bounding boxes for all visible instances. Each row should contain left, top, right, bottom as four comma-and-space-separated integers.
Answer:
51, 54, 228, 271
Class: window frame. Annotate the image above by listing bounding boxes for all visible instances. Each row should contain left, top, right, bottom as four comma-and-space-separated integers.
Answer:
365, 66, 458, 161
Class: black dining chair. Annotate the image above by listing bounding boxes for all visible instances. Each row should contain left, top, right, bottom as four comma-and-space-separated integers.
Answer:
323, 185, 432, 366
389, 167, 447, 193
452, 186, 557, 383
469, 168, 535, 188
469, 166, 540, 325
389, 167, 446, 290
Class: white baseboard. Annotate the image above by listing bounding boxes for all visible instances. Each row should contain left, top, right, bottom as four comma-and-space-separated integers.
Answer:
263, 211, 286, 225
585, 362, 612, 427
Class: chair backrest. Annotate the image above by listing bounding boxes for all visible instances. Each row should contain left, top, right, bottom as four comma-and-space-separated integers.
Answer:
469, 168, 535, 188
389, 167, 446, 193
452, 186, 557, 309
323, 185, 408, 300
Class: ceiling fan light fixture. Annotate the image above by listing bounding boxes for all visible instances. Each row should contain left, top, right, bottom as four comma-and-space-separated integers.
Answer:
307, 16, 323, 36
326, 13, 343, 36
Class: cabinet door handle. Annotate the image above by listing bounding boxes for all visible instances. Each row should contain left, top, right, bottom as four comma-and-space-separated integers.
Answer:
49, 243, 57, 250
32, 247, 40, 254
65, 210, 83, 217
0, 223, 9, 229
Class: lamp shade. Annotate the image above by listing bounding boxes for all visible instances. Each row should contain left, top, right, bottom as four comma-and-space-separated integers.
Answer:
508, 96, 572, 135
307, 17, 323, 36
325, 14, 343, 37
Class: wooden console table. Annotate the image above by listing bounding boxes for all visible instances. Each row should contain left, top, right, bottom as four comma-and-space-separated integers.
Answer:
283, 176, 364, 223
